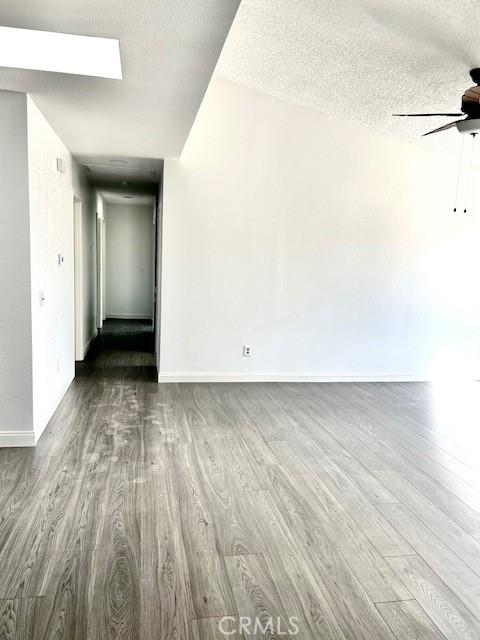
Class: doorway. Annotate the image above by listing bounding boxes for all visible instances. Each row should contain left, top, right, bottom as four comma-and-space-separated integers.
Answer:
78, 195, 157, 381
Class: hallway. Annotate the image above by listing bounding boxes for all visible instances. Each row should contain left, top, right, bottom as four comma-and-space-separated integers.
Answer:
76, 319, 157, 383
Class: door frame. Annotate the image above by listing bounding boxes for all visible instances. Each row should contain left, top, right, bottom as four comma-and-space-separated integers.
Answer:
73, 197, 84, 360
96, 215, 105, 329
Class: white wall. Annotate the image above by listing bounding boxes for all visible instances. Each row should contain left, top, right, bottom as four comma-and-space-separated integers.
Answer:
105, 203, 154, 319
159, 78, 480, 381
0, 93, 97, 446
0, 92, 34, 444
27, 97, 76, 438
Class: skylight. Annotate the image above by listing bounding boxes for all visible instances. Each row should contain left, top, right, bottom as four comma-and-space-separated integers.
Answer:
0, 26, 122, 79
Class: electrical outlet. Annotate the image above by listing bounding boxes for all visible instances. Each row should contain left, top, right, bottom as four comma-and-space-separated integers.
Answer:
243, 345, 251, 357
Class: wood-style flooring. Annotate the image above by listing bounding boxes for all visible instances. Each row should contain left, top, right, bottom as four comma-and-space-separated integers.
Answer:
1, 320, 480, 638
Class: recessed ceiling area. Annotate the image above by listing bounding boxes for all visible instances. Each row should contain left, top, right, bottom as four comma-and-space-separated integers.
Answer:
79, 156, 163, 185
100, 191, 156, 207
216, 0, 480, 146
0, 0, 241, 158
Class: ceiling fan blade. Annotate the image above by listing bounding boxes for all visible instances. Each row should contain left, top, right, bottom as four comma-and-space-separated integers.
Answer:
393, 113, 463, 117
423, 120, 463, 136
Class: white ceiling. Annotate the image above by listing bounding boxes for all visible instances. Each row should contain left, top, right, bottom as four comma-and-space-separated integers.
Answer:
216, 0, 480, 146
0, 0, 240, 159
101, 191, 156, 207
80, 156, 163, 185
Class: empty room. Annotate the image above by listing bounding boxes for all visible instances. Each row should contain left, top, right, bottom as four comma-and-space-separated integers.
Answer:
0, 1, 480, 638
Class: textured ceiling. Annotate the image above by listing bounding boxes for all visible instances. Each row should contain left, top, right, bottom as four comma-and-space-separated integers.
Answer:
0, 0, 240, 158
216, 0, 480, 146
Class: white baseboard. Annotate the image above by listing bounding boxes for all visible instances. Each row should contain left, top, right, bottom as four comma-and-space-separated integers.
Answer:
83, 331, 97, 358
157, 372, 429, 383
0, 431, 36, 447
106, 313, 152, 320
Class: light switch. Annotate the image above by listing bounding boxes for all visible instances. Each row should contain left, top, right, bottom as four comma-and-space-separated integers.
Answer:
39, 290, 45, 306
56, 157, 66, 173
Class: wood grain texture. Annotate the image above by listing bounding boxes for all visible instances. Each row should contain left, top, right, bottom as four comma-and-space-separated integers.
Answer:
376, 600, 448, 640
0, 599, 37, 640
225, 553, 296, 640
386, 555, 480, 639
239, 489, 348, 639
1, 322, 480, 636
194, 616, 241, 639
377, 503, 480, 615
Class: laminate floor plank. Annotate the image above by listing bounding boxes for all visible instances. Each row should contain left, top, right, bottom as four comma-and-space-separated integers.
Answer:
271, 439, 413, 557
0, 462, 80, 599
265, 464, 410, 603
234, 384, 293, 442
0, 599, 37, 640
270, 388, 399, 503
377, 503, 480, 616
194, 616, 240, 639
351, 426, 480, 541
263, 466, 397, 638
2, 322, 480, 637
349, 409, 480, 504
376, 599, 448, 640
321, 387, 480, 512
138, 461, 197, 640
375, 469, 480, 573
348, 381, 480, 473
225, 553, 297, 640
86, 455, 143, 639
386, 555, 480, 640
239, 489, 348, 639
214, 386, 279, 466
40, 455, 113, 640
275, 383, 391, 471
169, 442, 237, 619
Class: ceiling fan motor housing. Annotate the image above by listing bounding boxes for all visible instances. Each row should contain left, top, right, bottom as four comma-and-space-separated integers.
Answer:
456, 118, 480, 134
469, 68, 480, 85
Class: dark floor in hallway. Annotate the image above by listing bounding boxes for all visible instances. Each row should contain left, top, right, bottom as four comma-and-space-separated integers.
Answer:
1, 323, 480, 637
76, 318, 157, 382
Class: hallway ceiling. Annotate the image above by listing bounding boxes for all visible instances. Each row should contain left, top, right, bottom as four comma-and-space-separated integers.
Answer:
79, 156, 163, 185
0, 0, 240, 158
100, 191, 156, 207
216, 0, 480, 145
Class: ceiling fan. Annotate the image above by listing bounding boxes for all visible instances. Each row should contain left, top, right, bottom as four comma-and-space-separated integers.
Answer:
394, 69, 480, 136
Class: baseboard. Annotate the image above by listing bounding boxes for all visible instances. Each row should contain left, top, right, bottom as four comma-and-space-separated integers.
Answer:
83, 331, 97, 358
0, 431, 36, 447
157, 372, 429, 383
106, 314, 152, 320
